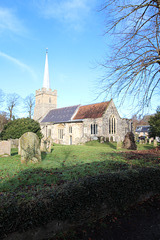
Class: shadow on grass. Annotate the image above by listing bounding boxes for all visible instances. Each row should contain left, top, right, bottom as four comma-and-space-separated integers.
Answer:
11, 148, 18, 156
107, 142, 117, 150
0, 156, 131, 195
41, 151, 48, 161
143, 145, 156, 150
11, 151, 18, 156
2, 145, 159, 195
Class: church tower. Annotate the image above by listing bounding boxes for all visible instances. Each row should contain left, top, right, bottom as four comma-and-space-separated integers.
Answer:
33, 49, 57, 121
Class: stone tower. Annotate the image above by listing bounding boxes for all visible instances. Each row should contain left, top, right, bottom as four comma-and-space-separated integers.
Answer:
33, 49, 57, 121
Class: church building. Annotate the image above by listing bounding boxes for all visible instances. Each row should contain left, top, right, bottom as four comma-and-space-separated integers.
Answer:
33, 50, 132, 145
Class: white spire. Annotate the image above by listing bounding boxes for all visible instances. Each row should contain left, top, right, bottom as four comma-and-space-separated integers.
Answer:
43, 48, 50, 90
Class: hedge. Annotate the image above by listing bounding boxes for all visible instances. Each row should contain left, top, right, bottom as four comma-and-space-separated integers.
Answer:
1, 167, 160, 238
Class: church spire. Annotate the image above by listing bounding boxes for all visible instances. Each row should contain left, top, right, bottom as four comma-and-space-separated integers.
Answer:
43, 48, 50, 90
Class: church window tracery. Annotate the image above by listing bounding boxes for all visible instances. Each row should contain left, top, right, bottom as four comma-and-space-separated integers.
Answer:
109, 115, 116, 134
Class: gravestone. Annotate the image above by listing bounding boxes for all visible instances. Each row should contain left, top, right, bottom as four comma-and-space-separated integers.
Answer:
154, 139, 157, 147
145, 138, 148, 144
123, 132, 137, 150
99, 136, 104, 143
149, 138, 152, 144
117, 141, 122, 150
0, 140, 11, 156
19, 132, 41, 163
10, 139, 19, 148
40, 137, 52, 153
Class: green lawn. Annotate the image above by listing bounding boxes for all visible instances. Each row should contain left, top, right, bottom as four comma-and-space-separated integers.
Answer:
0, 142, 159, 196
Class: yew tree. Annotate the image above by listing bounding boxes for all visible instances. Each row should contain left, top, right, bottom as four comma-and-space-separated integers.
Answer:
0, 118, 42, 140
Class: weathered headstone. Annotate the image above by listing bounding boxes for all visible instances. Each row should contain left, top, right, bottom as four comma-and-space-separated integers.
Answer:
40, 137, 52, 153
117, 141, 122, 150
123, 132, 137, 150
139, 139, 142, 144
0, 140, 11, 156
19, 132, 41, 163
99, 136, 104, 144
10, 139, 19, 148
149, 138, 152, 144
145, 138, 148, 144
154, 139, 157, 147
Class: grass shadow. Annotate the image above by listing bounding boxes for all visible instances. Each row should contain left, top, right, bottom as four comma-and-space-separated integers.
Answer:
11, 148, 18, 156
107, 142, 117, 150
143, 145, 156, 150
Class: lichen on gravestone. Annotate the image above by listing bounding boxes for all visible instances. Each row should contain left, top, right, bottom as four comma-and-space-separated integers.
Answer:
123, 132, 137, 150
19, 132, 41, 164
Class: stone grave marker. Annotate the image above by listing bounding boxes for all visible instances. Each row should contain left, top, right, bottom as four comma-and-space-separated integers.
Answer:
149, 138, 152, 144
10, 139, 19, 148
117, 141, 122, 150
19, 132, 41, 164
0, 140, 11, 156
123, 132, 137, 150
40, 137, 52, 153
154, 139, 157, 147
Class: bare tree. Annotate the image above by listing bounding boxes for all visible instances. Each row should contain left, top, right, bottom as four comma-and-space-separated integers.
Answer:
7, 93, 20, 120
99, 0, 160, 111
0, 111, 8, 132
24, 94, 35, 118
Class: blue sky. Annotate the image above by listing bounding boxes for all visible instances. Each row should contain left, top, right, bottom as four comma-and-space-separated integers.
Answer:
0, 0, 159, 118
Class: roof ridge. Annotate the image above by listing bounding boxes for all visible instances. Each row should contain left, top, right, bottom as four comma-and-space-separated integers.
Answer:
50, 104, 80, 111
80, 101, 110, 107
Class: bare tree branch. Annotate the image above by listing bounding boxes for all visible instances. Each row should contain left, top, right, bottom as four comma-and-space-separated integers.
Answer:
24, 94, 35, 119
99, 0, 160, 112
6, 93, 20, 120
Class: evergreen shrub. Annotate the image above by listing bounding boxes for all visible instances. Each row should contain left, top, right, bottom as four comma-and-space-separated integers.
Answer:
0, 118, 42, 140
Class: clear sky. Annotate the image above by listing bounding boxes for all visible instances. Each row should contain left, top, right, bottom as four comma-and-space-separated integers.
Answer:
0, 0, 159, 118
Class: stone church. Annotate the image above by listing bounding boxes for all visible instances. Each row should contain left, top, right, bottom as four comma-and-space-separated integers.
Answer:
33, 50, 132, 145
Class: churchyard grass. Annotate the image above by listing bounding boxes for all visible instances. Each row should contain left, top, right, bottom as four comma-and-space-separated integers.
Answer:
0, 141, 159, 196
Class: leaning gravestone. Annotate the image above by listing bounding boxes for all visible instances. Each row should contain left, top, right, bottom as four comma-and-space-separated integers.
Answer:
123, 132, 137, 150
19, 132, 41, 164
0, 140, 11, 156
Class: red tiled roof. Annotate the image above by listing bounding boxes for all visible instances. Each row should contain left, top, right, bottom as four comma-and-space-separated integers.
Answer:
73, 101, 110, 120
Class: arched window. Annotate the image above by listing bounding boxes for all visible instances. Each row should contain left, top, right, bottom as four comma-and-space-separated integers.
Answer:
109, 115, 116, 134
